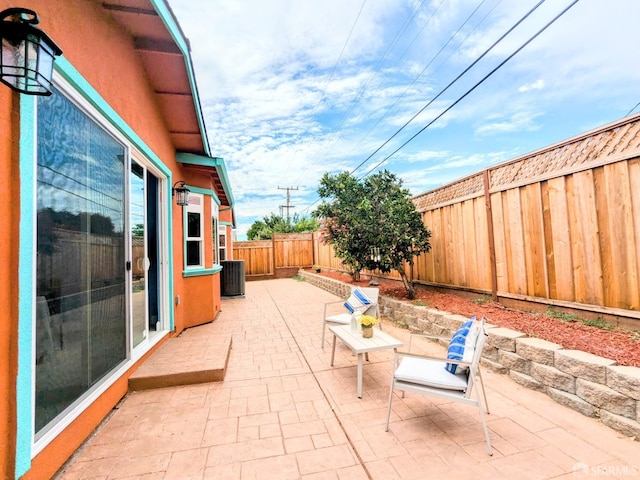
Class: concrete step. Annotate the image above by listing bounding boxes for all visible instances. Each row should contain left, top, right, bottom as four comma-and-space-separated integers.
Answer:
128, 325, 232, 391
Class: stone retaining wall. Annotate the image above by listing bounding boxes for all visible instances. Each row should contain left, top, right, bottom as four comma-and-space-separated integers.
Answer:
299, 270, 640, 439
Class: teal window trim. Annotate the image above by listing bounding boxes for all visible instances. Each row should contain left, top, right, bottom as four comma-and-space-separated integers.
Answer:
220, 221, 233, 226
181, 188, 223, 274
16, 94, 36, 479
182, 265, 222, 277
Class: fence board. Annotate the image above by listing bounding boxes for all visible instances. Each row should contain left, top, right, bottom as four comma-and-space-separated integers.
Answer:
505, 189, 526, 294
569, 170, 604, 305
521, 183, 548, 298
544, 177, 574, 301
631, 159, 640, 309
461, 200, 475, 286
491, 192, 508, 293
604, 162, 639, 309
474, 196, 491, 289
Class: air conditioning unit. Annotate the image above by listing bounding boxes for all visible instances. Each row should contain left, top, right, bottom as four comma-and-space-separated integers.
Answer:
220, 260, 245, 296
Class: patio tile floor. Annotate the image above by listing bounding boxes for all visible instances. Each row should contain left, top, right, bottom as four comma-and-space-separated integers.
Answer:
55, 278, 640, 479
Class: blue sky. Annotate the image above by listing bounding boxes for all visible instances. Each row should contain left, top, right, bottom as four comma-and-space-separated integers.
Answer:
167, 0, 640, 240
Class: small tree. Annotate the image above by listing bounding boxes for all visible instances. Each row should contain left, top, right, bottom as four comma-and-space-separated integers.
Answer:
314, 170, 431, 299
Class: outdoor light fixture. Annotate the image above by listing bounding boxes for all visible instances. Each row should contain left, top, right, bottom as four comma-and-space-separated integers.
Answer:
0, 7, 62, 96
172, 181, 190, 207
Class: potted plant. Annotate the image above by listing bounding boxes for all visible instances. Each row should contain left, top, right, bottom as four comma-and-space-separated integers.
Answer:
359, 314, 378, 338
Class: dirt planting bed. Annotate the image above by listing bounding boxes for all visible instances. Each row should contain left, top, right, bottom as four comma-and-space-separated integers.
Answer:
310, 270, 640, 367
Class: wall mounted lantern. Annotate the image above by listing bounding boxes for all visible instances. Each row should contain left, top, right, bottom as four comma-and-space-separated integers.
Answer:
0, 7, 62, 96
172, 181, 190, 207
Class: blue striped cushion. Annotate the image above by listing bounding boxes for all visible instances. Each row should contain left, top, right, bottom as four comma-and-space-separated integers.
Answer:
445, 316, 477, 374
344, 287, 372, 314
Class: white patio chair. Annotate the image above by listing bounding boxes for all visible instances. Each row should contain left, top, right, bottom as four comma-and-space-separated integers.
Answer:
321, 286, 380, 348
385, 317, 493, 455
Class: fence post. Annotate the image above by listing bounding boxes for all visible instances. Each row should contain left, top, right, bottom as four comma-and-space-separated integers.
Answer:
483, 169, 498, 301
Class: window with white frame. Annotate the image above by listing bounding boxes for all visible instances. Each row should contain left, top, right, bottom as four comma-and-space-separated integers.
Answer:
218, 225, 227, 261
211, 199, 219, 265
185, 193, 204, 267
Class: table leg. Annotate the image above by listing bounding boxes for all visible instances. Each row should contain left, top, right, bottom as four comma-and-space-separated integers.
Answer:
357, 353, 363, 398
330, 334, 337, 367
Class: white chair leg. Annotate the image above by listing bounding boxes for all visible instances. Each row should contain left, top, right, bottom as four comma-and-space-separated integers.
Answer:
476, 368, 490, 414
385, 382, 395, 432
321, 322, 326, 348
477, 395, 493, 456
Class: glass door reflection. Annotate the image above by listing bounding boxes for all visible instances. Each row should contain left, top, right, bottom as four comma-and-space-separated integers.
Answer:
130, 161, 147, 347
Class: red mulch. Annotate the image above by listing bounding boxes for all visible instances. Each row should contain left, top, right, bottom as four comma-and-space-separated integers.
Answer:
309, 270, 640, 367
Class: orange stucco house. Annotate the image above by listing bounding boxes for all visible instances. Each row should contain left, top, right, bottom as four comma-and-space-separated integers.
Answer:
0, 1, 235, 478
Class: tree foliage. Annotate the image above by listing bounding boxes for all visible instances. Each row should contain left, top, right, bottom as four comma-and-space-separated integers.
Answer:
314, 170, 431, 299
246, 213, 318, 240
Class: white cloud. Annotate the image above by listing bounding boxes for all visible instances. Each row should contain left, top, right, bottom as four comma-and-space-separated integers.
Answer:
475, 110, 543, 136
518, 79, 545, 93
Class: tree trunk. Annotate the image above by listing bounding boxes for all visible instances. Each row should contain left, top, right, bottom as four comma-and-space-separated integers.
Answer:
396, 264, 415, 299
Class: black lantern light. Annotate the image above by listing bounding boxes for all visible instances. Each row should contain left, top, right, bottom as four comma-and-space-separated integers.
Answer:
0, 8, 62, 96
172, 181, 190, 207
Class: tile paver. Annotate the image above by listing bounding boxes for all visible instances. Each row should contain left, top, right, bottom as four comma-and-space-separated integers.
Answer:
55, 278, 640, 479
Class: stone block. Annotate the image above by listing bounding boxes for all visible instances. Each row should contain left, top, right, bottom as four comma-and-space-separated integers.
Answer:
600, 410, 640, 439
516, 337, 563, 366
576, 379, 636, 419
606, 366, 640, 400
555, 350, 617, 384
486, 327, 526, 352
480, 357, 507, 374
509, 370, 545, 392
426, 310, 446, 325
547, 387, 599, 418
531, 363, 575, 393
481, 345, 500, 362
438, 314, 468, 333
499, 350, 530, 375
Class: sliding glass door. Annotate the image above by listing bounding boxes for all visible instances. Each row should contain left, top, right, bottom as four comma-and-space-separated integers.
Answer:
130, 159, 161, 348
34, 85, 167, 440
35, 89, 127, 435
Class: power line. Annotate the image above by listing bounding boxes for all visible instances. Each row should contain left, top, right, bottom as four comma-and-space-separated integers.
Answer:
349, 0, 548, 177
625, 101, 640, 117
324, 0, 500, 182
363, 0, 581, 176
294, 0, 432, 187
300, 0, 579, 214
288, 0, 368, 173
303, 0, 432, 167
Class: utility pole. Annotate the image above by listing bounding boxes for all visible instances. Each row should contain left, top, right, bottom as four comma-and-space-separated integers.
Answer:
278, 186, 297, 225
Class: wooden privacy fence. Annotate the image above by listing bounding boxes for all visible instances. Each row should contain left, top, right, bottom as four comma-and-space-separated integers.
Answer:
412, 114, 640, 324
233, 233, 316, 279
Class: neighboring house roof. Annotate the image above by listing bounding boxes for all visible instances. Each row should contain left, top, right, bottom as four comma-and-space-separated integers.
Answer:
100, 0, 233, 208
